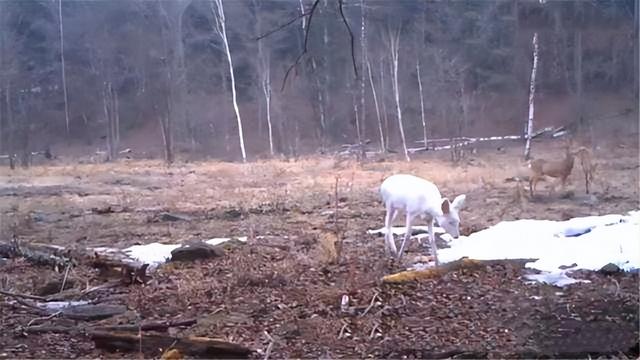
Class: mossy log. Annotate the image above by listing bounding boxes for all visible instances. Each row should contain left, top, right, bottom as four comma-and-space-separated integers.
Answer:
382, 257, 535, 283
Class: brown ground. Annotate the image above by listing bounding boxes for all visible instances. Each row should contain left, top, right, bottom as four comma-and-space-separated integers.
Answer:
0, 138, 638, 359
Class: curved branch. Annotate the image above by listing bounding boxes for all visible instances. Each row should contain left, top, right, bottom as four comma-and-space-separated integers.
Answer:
338, 0, 358, 79
281, 0, 320, 91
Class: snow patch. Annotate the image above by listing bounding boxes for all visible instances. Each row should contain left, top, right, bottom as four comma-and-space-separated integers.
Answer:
369, 211, 640, 287
124, 243, 181, 268
94, 237, 248, 270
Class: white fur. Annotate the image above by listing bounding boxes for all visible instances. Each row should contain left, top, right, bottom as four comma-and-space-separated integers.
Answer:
380, 174, 466, 264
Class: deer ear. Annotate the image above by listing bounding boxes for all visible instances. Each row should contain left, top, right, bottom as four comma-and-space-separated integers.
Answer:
452, 194, 466, 210
441, 198, 451, 214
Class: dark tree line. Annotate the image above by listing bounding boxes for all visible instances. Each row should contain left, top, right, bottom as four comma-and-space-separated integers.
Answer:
0, 0, 637, 164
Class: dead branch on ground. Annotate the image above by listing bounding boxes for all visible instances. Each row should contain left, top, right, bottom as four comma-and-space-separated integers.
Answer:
89, 331, 252, 358
382, 258, 536, 283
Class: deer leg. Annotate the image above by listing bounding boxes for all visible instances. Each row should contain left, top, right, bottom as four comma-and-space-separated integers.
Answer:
384, 207, 399, 256
396, 212, 414, 261
529, 178, 535, 197
531, 176, 540, 197
585, 171, 590, 194
428, 218, 439, 266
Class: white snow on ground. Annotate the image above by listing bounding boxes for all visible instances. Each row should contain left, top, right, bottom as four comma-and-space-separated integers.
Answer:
94, 237, 248, 270
123, 243, 181, 268
369, 211, 640, 287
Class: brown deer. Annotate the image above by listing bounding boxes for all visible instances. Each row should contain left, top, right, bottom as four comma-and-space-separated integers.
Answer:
528, 142, 592, 197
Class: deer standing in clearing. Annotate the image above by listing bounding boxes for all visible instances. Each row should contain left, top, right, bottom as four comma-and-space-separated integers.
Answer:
380, 174, 466, 265
528, 143, 593, 197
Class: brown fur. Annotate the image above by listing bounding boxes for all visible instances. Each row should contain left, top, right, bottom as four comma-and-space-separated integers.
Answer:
528, 143, 593, 197
574, 147, 596, 194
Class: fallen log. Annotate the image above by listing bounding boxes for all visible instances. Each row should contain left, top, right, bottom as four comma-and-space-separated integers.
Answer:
58, 303, 127, 321
94, 318, 198, 332
89, 331, 252, 358
170, 242, 225, 262
91, 252, 150, 285
21, 318, 198, 334
382, 258, 535, 283
0, 239, 73, 269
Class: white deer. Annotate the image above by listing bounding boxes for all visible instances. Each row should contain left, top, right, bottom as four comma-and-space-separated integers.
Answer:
380, 174, 466, 264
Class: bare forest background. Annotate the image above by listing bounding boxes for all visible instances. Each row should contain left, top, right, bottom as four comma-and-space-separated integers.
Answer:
0, 0, 638, 164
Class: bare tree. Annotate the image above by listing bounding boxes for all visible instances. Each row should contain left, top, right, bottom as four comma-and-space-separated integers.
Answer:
257, 30, 274, 156
210, 0, 247, 162
103, 81, 120, 161
367, 58, 384, 153
299, 0, 328, 150
379, 59, 389, 150
58, 0, 70, 136
359, 0, 366, 145
416, 59, 427, 150
635, 0, 639, 105
524, 32, 539, 160
387, 26, 409, 162
157, 0, 193, 155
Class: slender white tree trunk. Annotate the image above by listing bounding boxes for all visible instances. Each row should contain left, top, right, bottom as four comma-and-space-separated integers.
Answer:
524, 32, 539, 160
359, 0, 366, 144
416, 59, 427, 150
379, 60, 389, 150
211, 0, 247, 162
58, 0, 70, 136
367, 58, 384, 153
255, 0, 274, 156
389, 28, 409, 162
260, 51, 274, 156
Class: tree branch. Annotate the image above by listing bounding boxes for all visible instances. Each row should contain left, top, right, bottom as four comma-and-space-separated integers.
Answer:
338, 0, 358, 78
255, 10, 312, 41
281, 0, 320, 91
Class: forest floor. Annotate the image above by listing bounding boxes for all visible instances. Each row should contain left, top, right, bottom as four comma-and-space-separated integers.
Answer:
0, 137, 638, 359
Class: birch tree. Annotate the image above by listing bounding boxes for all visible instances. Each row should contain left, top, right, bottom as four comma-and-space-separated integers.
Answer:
524, 32, 539, 160
367, 58, 384, 152
257, 24, 274, 156
58, 0, 70, 136
387, 26, 409, 162
210, 0, 247, 163
379, 59, 389, 150
359, 0, 366, 145
416, 59, 427, 150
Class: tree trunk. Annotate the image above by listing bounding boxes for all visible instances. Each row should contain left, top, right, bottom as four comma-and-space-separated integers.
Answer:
380, 59, 389, 150
359, 0, 366, 145
634, 0, 639, 104
255, 0, 274, 156
103, 83, 112, 161
389, 27, 409, 162
524, 32, 539, 160
312, 58, 327, 150
367, 58, 384, 153
299, 0, 326, 150
211, 0, 247, 163
58, 0, 70, 136
5, 82, 14, 170
260, 48, 274, 156
416, 59, 427, 150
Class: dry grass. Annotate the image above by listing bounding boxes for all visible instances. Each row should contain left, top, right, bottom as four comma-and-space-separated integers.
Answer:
0, 139, 637, 250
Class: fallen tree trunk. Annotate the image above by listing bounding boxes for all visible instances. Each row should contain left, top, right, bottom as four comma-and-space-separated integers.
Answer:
58, 303, 127, 321
0, 239, 73, 269
89, 331, 252, 358
22, 318, 198, 334
382, 258, 535, 283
